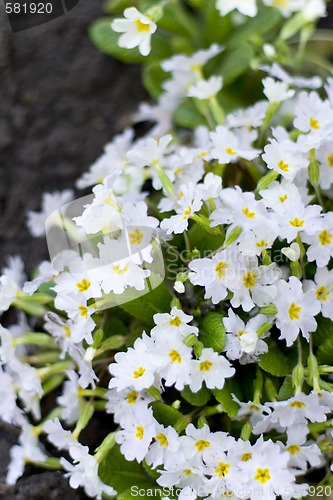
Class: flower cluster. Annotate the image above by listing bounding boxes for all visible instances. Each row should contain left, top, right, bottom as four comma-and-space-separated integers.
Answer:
1, 0, 333, 498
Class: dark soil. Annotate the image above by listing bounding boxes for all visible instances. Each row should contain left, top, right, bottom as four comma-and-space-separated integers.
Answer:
0, 0, 146, 497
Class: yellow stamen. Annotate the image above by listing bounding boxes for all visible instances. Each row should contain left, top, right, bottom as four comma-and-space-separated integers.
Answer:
278, 160, 289, 172
215, 462, 230, 477
129, 228, 144, 245
168, 350, 182, 363
243, 271, 257, 288
242, 207, 256, 219
170, 316, 182, 327
226, 147, 237, 155
136, 425, 144, 440
126, 391, 139, 404
133, 366, 146, 379
288, 302, 301, 320
156, 433, 169, 447
290, 400, 305, 408
286, 444, 301, 455
289, 218, 304, 228
195, 439, 210, 452
215, 261, 228, 279
135, 19, 150, 33
78, 306, 88, 318
112, 264, 129, 275
318, 229, 332, 246
254, 468, 271, 484
316, 286, 330, 302
76, 278, 91, 292
200, 360, 213, 372
310, 117, 320, 129
242, 452, 252, 461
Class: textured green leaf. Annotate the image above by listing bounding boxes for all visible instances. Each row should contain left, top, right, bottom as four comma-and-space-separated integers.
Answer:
119, 276, 172, 325
203, 0, 232, 45
150, 401, 183, 426
181, 385, 211, 406
99, 444, 150, 493
213, 379, 241, 418
188, 222, 224, 253
199, 312, 226, 353
259, 339, 289, 377
143, 62, 168, 99
218, 43, 255, 86
313, 315, 333, 346
278, 376, 294, 401
174, 99, 207, 129
317, 335, 333, 364
228, 7, 282, 47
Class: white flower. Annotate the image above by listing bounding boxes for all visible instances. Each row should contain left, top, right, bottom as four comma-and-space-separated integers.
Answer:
106, 388, 153, 425
262, 138, 308, 180
112, 7, 157, 56
188, 76, 223, 100
275, 202, 322, 243
152, 307, 198, 340
283, 424, 322, 473
43, 418, 76, 450
303, 212, 333, 267
27, 189, 74, 237
304, 267, 333, 320
260, 62, 322, 89
274, 277, 321, 346
227, 101, 268, 128
180, 424, 234, 463
210, 126, 260, 164
0, 256, 25, 314
54, 293, 96, 345
153, 336, 193, 390
61, 442, 116, 499
189, 347, 235, 393
116, 405, 157, 462
57, 370, 84, 425
294, 91, 333, 134
0, 367, 22, 424
109, 334, 157, 391
263, 77, 295, 103
160, 184, 203, 234
216, 0, 257, 17
223, 310, 270, 362
145, 424, 180, 469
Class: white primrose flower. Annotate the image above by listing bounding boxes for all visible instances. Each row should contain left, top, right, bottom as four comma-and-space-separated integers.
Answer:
61, 442, 116, 499
54, 293, 96, 345
232, 395, 271, 426
304, 267, 333, 320
262, 138, 308, 180
43, 418, 76, 451
216, 0, 258, 17
151, 307, 199, 340
227, 101, 268, 129
109, 333, 157, 391
260, 62, 322, 90
275, 201, 322, 243
283, 424, 322, 474
7, 422, 47, 485
106, 388, 153, 425
27, 189, 74, 237
262, 0, 304, 17
210, 126, 260, 164
116, 405, 157, 462
274, 276, 321, 346
187, 76, 223, 100
157, 456, 205, 490
111, 7, 157, 56
134, 94, 176, 139
153, 335, 193, 390
211, 186, 270, 233
189, 348, 235, 393
223, 310, 270, 362
198, 172, 222, 201
203, 449, 244, 497
294, 91, 333, 134
180, 424, 234, 463
254, 392, 330, 436
0, 256, 25, 314
0, 366, 22, 425
161, 44, 222, 77
263, 77, 295, 103
188, 247, 240, 305
317, 140, 333, 190
160, 184, 203, 235
303, 212, 333, 267
259, 178, 310, 214
23, 260, 57, 295
57, 370, 84, 425
237, 224, 279, 257
145, 423, 180, 469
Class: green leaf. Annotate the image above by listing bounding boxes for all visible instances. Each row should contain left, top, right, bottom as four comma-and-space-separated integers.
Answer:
89, 18, 145, 63
199, 312, 226, 353
278, 376, 294, 401
218, 43, 255, 87
313, 315, 333, 346
259, 339, 289, 377
188, 222, 224, 253
213, 379, 241, 418
317, 335, 333, 364
228, 7, 282, 48
203, 1, 232, 45
143, 62, 168, 99
99, 444, 151, 493
103, 315, 128, 338
181, 385, 211, 406
119, 275, 172, 325
150, 401, 183, 426
174, 99, 207, 129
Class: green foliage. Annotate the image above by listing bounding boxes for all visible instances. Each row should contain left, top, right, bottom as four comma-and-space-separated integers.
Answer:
213, 379, 242, 418
174, 99, 208, 129
199, 312, 226, 353
277, 375, 294, 401
150, 401, 183, 426
316, 335, 333, 364
259, 339, 289, 377
218, 43, 255, 87
181, 384, 211, 406
143, 62, 167, 98
313, 315, 333, 346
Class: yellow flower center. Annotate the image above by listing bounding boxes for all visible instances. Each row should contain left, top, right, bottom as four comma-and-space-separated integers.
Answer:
169, 316, 182, 327
215, 462, 230, 477
64, 326, 71, 338
249, 404, 260, 412
289, 218, 304, 228
318, 229, 332, 246
256, 240, 268, 248
278, 160, 289, 172
156, 433, 169, 447
200, 360, 213, 371
78, 306, 88, 318
279, 194, 288, 202
288, 302, 301, 320
168, 349, 182, 363
242, 452, 252, 461
135, 19, 150, 33
327, 153, 333, 167
195, 439, 210, 452
215, 261, 228, 279
136, 425, 144, 440
316, 286, 330, 302
112, 264, 129, 275
183, 206, 192, 220
129, 228, 144, 245
237, 329, 246, 339
290, 400, 305, 408
126, 391, 139, 404
133, 366, 146, 379
183, 469, 192, 476
226, 147, 237, 155
286, 444, 301, 455
309, 117, 320, 129
242, 207, 256, 218
243, 271, 257, 288
76, 278, 91, 292
254, 468, 271, 484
